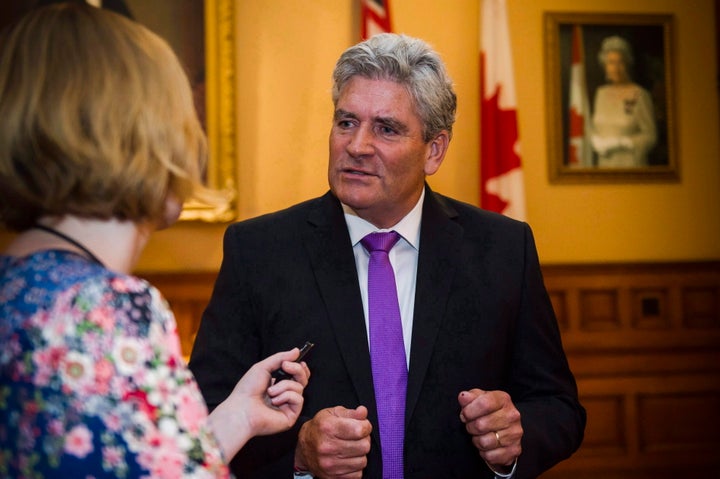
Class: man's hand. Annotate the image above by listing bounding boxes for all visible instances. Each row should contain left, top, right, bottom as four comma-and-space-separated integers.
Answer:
295, 405, 372, 479
458, 389, 522, 474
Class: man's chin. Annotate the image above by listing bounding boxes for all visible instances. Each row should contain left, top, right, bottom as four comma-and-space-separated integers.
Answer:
333, 190, 376, 210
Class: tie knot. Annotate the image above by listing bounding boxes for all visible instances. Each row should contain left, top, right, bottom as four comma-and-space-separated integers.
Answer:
361, 231, 401, 254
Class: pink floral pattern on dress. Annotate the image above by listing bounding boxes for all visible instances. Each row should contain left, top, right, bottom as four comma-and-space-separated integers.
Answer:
0, 250, 231, 478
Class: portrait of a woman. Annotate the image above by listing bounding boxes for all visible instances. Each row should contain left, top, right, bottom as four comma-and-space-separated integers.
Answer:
590, 35, 658, 168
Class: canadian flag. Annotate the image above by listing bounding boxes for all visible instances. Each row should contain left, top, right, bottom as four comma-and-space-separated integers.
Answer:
361, 0, 392, 40
480, 0, 525, 220
567, 25, 592, 166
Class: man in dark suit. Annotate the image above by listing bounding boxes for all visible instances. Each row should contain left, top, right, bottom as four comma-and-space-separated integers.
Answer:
189, 33, 585, 479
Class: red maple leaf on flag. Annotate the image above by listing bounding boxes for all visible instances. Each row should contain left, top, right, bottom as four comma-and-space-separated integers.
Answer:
481, 53, 521, 214
479, 0, 525, 220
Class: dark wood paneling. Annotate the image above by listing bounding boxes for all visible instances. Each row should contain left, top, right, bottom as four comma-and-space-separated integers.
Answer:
138, 271, 216, 357
539, 262, 720, 478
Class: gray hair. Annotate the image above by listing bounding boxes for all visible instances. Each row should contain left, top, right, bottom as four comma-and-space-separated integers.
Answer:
331, 33, 457, 142
597, 35, 634, 67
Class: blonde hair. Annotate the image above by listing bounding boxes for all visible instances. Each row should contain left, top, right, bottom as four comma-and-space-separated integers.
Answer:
0, 3, 213, 230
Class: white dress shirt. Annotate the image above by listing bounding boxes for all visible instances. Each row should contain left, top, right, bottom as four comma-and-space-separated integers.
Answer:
342, 189, 424, 367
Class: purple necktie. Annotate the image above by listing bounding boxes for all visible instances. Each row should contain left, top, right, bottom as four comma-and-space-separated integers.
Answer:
361, 231, 407, 479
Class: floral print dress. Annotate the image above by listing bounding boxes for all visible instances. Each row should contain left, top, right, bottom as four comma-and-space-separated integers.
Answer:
0, 250, 231, 478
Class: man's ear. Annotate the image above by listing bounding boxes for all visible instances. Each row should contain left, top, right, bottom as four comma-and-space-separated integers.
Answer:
424, 130, 450, 176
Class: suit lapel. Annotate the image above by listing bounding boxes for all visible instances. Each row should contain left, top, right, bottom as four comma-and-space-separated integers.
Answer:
302, 190, 464, 442
302, 192, 378, 416
405, 187, 463, 425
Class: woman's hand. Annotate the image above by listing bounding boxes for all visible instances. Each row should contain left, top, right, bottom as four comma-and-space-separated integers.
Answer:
208, 348, 311, 461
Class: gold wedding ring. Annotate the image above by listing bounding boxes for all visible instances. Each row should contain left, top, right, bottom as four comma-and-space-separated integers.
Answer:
494, 431, 502, 448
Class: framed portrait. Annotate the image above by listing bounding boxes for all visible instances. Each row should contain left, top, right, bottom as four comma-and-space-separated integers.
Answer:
127, 0, 238, 221
544, 12, 678, 183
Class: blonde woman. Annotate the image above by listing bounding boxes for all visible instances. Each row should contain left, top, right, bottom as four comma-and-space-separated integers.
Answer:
0, 3, 309, 477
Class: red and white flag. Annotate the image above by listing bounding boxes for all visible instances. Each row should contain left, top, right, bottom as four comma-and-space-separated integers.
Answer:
361, 0, 392, 40
480, 0, 525, 220
567, 25, 592, 167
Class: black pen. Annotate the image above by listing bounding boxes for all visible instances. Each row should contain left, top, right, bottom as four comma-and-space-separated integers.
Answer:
271, 341, 314, 382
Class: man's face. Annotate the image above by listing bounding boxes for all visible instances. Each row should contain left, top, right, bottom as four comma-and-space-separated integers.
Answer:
328, 76, 446, 229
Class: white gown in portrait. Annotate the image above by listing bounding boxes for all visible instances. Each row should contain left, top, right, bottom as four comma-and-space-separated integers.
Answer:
590, 84, 657, 168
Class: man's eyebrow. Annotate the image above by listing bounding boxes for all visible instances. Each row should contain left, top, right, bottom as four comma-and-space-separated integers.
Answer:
333, 109, 409, 134
333, 109, 357, 121
376, 116, 409, 134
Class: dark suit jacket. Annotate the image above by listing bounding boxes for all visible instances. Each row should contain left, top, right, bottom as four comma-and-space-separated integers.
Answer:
189, 187, 585, 479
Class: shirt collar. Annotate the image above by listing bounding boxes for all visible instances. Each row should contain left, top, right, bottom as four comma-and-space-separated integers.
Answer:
342, 188, 424, 251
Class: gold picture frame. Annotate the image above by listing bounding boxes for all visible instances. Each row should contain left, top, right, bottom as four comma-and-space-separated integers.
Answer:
544, 12, 678, 183
0, 1, 238, 221
180, 0, 238, 221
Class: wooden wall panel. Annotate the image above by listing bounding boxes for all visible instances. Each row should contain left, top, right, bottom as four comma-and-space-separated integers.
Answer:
539, 262, 720, 478
139, 261, 720, 478
140, 271, 216, 358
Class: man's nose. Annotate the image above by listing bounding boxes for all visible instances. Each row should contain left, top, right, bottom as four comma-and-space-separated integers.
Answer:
347, 125, 374, 157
